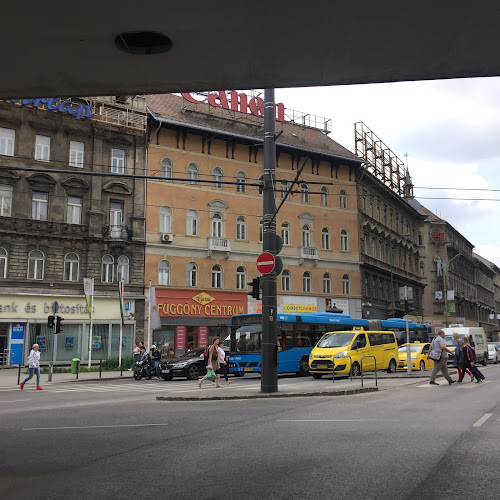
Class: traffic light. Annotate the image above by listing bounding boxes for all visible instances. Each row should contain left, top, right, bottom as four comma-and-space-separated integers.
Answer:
55, 316, 64, 334
404, 299, 415, 314
247, 277, 261, 300
47, 315, 55, 328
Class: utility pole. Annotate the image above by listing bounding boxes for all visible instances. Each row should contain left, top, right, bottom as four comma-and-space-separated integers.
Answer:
261, 89, 278, 393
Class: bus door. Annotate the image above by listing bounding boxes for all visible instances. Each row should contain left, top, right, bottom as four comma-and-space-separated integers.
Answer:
278, 322, 297, 373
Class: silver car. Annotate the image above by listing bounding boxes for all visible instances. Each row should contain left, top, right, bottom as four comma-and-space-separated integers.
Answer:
487, 342, 500, 363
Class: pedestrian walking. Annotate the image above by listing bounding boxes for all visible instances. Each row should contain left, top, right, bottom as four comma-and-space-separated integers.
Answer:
199, 337, 222, 388
129, 342, 140, 371
427, 330, 456, 385
218, 341, 232, 384
452, 333, 473, 382
459, 337, 485, 383
20, 343, 42, 391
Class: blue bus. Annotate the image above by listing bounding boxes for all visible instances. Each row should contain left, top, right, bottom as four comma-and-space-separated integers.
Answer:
228, 312, 429, 376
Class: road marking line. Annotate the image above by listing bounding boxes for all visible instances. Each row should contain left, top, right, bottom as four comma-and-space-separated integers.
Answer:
24, 423, 169, 431
1, 399, 32, 402
473, 413, 492, 428
277, 419, 400, 422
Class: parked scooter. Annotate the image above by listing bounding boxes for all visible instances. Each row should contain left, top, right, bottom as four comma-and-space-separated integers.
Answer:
133, 355, 159, 380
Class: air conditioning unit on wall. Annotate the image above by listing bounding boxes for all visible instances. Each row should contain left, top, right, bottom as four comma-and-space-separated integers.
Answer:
161, 233, 173, 243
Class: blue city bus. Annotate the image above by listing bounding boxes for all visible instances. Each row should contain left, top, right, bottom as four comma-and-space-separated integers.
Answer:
228, 312, 429, 376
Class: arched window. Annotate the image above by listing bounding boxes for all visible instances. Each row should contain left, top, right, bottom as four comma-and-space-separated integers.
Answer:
301, 183, 310, 203
117, 255, 129, 283
101, 254, 113, 283
302, 271, 312, 293
186, 262, 197, 287
211, 264, 222, 288
320, 186, 329, 206
211, 213, 222, 237
302, 224, 311, 247
321, 227, 330, 250
236, 266, 246, 289
161, 158, 173, 178
339, 189, 348, 209
187, 163, 198, 185
0, 247, 8, 278
323, 273, 332, 294
281, 269, 291, 292
212, 167, 223, 189
281, 222, 290, 246
27, 250, 44, 280
160, 207, 172, 233
340, 229, 349, 252
158, 260, 171, 286
187, 210, 198, 236
236, 172, 247, 193
63, 252, 79, 282
236, 216, 246, 240
342, 274, 351, 295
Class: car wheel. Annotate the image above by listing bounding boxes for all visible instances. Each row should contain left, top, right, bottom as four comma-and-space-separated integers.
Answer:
233, 372, 244, 377
482, 357, 487, 366
133, 371, 142, 381
351, 362, 361, 377
162, 375, 174, 381
386, 359, 397, 373
419, 360, 425, 371
187, 364, 199, 380
312, 373, 323, 379
298, 357, 310, 376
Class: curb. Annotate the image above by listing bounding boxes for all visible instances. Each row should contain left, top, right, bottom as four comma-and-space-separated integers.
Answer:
156, 386, 378, 401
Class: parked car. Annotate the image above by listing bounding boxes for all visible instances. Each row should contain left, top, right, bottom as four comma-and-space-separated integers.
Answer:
441, 326, 488, 366
488, 342, 500, 363
397, 342, 432, 371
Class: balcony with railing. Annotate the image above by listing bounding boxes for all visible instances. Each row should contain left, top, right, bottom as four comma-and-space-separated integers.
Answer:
299, 246, 318, 265
207, 237, 231, 257
103, 225, 132, 241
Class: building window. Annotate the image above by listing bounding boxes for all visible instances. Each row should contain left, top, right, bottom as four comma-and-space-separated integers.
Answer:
302, 224, 311, 247
69, 141, 84, 167
117, 255, 129, 283
321, 227, 330, 250
281, 222, 290, 246
361, 195, 366, 212
323, 273, 332, 294
160, 207, 172, 233
211, 265, 222, 288
212, 167, 223, 189
187, 210, 198, 236
186, 262, 197, 287
369, 199, 374, 218
0, 185, 12, 216
32, 192, 48, 220
101, 254, 114, 283
158, 260, 171, 286
67, 196, 82, 224
35, 135, 50, 162
339, 189, 348, 209
111, 148, 125, 174
0, 247, 7, 278
259, 219, 263, 243
236, 266, 246, 289
236, 216, 246, 240
376, 203, 380, 221
212, 213, 222, 237
302, 272, 312, 293
161, 158, 173, 178
281, 269, 291, 292
340, 230, 349, 252
342, 274, 351, 295
236, 172, 247, 193
110, 201, 124, 228
390, 211, 394, 228
187, 163, 198, 185
301, 183, 310, 203
28, 250, 44, 280
384, 206, 387, 225
320, 186, 329, 206
0, 128, 15, 156
280, 180, 288, 199
63, 252, 79, 282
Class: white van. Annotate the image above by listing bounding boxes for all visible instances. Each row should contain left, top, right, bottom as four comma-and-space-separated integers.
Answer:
441, 325, 488, 366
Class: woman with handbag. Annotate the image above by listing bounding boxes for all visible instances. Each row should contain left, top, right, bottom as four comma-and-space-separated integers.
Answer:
459, 337, 485, 383
198, 338, 222, 388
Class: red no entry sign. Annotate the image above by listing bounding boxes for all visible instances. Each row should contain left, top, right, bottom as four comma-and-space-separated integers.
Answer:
256, 252, 275, 274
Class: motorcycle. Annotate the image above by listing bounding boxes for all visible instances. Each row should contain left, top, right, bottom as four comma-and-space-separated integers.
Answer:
133, 356, 160, 380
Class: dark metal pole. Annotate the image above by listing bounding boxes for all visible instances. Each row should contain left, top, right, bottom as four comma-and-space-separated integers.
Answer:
261, 88, 278, 393
18, 364, 21, 385
99, 359, 102, 378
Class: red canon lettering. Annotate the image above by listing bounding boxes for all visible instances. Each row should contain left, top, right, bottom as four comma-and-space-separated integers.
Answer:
181, 93, 206, 104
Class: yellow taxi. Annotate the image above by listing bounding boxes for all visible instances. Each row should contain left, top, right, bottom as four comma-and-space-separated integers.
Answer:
397, 342, 432, 371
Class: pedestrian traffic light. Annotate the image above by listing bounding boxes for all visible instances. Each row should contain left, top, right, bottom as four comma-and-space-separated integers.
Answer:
55, 316, 64, 334
247, 277, 261, 300
47, 315, 55, 328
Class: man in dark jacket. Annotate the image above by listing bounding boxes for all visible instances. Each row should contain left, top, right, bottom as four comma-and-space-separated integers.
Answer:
150, 344, 161, 369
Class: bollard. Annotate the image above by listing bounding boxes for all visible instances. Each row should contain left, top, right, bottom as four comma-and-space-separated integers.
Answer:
48, 362, 53, 382
99, 359, 102, 378
120, 360, 123, 377
76, 360, 80, 380
18, 364, 21, 385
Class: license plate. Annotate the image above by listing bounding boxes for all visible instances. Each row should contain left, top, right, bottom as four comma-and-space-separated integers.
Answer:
161, 369, 170, 374
317, 364, 328, 369
244, 367, 254, 372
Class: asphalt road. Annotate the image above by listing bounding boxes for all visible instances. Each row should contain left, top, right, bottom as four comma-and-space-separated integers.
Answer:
1, 366, 500, 500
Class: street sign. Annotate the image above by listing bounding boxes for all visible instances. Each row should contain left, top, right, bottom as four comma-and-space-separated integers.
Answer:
256, 252, 275, 274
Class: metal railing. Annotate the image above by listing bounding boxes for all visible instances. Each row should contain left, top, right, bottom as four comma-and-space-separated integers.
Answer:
360, 355, 378, 387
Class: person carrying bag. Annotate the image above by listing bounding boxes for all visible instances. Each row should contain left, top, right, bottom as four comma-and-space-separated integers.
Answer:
459, 337, 485, 383
198, 337, 222, 388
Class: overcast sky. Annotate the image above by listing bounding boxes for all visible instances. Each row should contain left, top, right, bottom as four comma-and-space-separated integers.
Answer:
276, 78, 500, 266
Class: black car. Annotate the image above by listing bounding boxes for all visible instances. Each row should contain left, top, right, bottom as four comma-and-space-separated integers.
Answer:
160, 347, 208, 381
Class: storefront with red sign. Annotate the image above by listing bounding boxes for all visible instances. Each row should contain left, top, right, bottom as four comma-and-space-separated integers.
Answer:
153, 289, 247, 356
